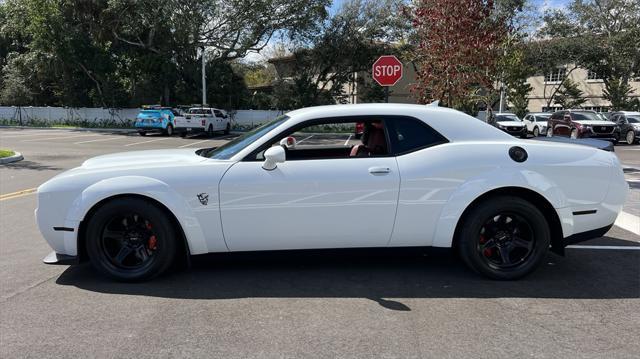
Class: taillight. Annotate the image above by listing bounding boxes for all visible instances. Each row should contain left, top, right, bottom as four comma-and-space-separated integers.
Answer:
201, 120, 205, 126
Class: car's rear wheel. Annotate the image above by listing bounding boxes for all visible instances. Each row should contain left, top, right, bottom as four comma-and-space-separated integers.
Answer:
85, 197, 177, 281
626, 130, 635, 145
224, 122, 231, 135
138, 131, 146, 136
207, 124, 214, 137
533, 127, 539, 137
164, 124, 174, 136
457, 196, 550, 280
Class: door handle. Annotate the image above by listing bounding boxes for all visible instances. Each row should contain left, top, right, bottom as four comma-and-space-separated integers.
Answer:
369, 167, 390, 174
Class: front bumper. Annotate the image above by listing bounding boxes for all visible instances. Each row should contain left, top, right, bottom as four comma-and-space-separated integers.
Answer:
499, 127, 526, 136
43, 251, 79, 265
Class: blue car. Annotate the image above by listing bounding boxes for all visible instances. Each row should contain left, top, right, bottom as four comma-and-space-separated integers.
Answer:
134, 107, 181, 136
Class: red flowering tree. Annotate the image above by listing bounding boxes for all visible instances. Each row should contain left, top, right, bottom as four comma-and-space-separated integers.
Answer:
409, 0, 508, 111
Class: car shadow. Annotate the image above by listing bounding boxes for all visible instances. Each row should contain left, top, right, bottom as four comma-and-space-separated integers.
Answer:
3, 160, 63, 171
55, 238, 640, 310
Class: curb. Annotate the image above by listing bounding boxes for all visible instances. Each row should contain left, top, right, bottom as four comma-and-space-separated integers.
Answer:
0, 151, 23, 164
0, 126, 134, 133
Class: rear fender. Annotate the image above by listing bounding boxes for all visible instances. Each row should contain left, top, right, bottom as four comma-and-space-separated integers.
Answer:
431, 169, 567, 248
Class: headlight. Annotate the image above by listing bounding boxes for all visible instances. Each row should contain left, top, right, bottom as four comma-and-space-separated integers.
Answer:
498, 124, 505, 129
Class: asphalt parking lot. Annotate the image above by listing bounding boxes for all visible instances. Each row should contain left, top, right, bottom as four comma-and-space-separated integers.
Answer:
1, 127, 639, 358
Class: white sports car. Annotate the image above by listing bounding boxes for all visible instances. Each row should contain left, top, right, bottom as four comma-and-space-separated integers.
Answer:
36, 104, 628, 281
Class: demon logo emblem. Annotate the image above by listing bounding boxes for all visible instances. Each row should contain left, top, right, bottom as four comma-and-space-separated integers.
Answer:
197, 193, 209, 205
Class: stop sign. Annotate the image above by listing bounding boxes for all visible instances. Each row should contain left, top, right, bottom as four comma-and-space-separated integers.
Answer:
372, 55, 403, 86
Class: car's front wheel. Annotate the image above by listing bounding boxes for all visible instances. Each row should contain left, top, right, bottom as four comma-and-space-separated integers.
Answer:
532, 127, 539, 137
85, 197, 177, 281
627, 130, 636, 145
457, 196, 550, 280
570, 128, 578, 139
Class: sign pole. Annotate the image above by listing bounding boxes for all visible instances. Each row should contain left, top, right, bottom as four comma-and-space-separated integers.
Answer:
385, 87, 389, 103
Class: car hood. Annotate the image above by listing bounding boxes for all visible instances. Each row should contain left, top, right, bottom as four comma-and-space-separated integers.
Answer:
80, 149, 208, 170
496, 121, 524, 126
573, 120, 615, 126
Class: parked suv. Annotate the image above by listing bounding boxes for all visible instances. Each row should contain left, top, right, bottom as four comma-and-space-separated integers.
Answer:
609, 111, 640, 144
547, 109, 620, 143
492, 112, 527, 138
523, 112, 551, 136
134, 106, 184, 136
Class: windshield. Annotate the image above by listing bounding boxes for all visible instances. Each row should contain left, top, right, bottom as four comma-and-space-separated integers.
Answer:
495, 114, 521, 122
536, 114, 551, 120
201, 115, 289, 159
572, 112, 601, 121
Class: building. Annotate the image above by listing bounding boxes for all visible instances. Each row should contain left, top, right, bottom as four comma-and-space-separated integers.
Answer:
267, 55, 640, 112
526, 66, 640, 112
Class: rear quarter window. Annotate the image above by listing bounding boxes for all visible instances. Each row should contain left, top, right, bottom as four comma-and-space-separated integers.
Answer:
386, 117, 448, 155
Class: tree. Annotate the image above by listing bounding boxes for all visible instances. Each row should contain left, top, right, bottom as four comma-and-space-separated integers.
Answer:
540, 0, 640, 110
409, 0, 509, 111
553, 79, 586, 109
270, 0, 408, 108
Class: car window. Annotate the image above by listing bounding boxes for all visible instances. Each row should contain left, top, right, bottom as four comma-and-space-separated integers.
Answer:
188, 108, 210, 115
537, 115, 550, 121
201, 116, 289, 159
255, 118, 389, 161
572, 112, 600, 121
386, 116, 448, 155
627, 116, 639, 123
214, 110, 224, 118
495, 115, 521, 122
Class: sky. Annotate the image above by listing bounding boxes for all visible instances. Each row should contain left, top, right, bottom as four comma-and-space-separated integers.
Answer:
244, 0, 571, 62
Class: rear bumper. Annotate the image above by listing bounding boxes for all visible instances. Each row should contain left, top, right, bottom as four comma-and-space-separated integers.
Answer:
43, 251, 79, 265
562, 223, 613, 246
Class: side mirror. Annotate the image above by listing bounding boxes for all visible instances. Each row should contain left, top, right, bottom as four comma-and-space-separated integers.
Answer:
563, 115, 571, 121
262, 146, 286, 171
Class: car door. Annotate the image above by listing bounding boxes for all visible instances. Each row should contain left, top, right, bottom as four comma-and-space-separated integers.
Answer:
218, 117, 401, 252
213, 110, 225, 130
555, 111, 571, 136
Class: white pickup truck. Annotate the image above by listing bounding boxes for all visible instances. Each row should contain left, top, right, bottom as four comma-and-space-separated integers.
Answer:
175, 107, 231, 137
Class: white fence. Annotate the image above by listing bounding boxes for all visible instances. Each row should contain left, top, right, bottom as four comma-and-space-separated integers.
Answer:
0, 106, 284, 127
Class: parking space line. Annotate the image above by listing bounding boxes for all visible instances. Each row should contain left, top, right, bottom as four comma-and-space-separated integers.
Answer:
21, 133, 100, 142
344, 134, 352, 146
74, 137, 123, 144
124, 137, 170, 146
614, 211, 640, 236
178, 140, 210, 148
297, 135, 314, 144
567, 245, 640, 250
0, 188, 37, 201
0, 130, 71, 139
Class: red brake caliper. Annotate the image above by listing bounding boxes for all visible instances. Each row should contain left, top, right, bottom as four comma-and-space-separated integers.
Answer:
146, 222, 157, 250
480, 235, 492, 257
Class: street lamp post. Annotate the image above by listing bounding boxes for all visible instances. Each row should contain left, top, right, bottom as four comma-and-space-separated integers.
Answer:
201, 46, 207, 106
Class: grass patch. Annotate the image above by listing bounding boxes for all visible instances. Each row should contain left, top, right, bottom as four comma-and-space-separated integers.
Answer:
0, 149, 15, 158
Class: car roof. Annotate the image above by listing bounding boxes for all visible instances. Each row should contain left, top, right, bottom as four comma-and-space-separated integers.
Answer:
613, 111, 640, 115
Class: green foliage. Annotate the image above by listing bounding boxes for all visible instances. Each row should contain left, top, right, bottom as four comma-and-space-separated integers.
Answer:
0, 0, 328, 108
539, 0, 640, 110
553, 79, 586, 109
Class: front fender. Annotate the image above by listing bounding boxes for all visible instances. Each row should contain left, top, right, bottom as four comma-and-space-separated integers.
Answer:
431, 169, 568, 248
66, 175, 209, 254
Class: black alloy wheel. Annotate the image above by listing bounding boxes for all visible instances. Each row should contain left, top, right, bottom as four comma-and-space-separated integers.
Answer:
457, 196, 550, 280
86, 197, 177, 281
533, 127, 539, 137
207, 124, 214, 137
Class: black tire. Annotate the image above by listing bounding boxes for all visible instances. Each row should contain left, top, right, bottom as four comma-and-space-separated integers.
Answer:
533, 127, 539, 137
85, 197, 177, 281
138, 131, 147, 136
570, 128, 578, 139
546, 127, 553, 137
179, 131, 187, 138
457, 196, 550, 280
164, 124, 174, 136
627, 130, 636, 145
224, 122, 231, 135
207, 124, 214, 138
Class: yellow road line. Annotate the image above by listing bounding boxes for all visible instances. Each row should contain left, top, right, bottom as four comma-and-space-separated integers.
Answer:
0, 188, 37, 201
